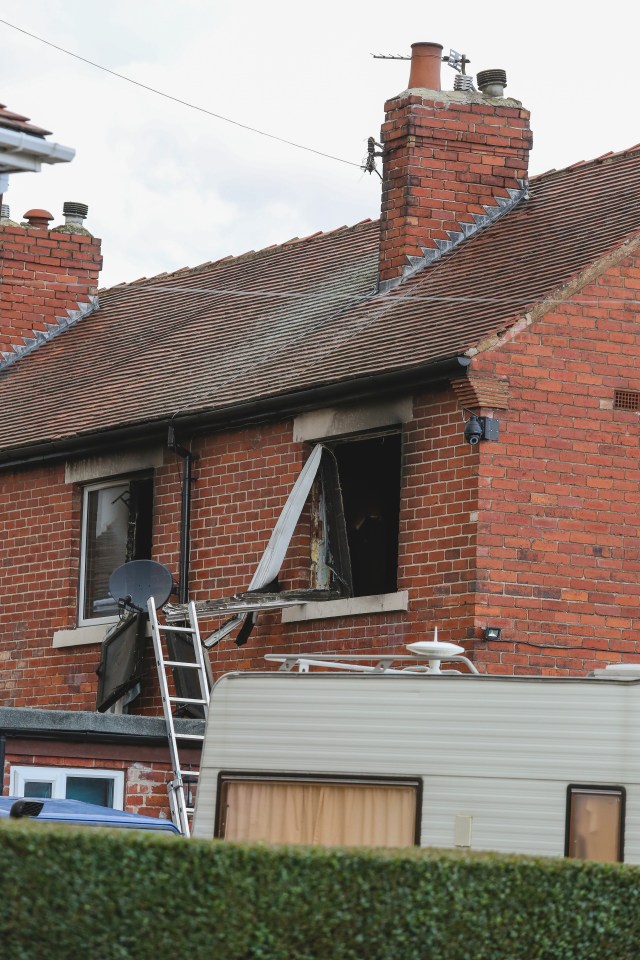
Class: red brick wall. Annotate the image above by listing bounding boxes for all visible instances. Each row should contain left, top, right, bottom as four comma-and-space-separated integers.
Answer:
0, 463, 92, 708
469, 253, 640, 675
0, 390, 480, 713
3, 251, 640, 718
0, 221, 102, 358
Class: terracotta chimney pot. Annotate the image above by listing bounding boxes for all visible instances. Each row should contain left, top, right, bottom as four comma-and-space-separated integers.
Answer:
407, 42, 443, 91
23, 209, 54, 230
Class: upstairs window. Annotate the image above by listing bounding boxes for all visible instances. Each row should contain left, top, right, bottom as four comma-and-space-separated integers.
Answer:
79, 475, 153, 624
313, 432, 402, 598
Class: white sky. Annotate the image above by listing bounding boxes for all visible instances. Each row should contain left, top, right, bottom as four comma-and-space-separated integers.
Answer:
0, 2, 637, 287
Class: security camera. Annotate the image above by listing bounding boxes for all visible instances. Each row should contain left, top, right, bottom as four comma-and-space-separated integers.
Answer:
464, 415, 484, 445
463, 413, 500, 445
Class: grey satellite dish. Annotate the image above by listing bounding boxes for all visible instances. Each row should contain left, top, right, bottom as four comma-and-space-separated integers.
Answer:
108, 560, 174, 613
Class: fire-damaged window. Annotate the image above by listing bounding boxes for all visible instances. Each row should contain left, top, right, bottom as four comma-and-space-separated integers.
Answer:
79, 475, 153, 624
314, 432, 402, 598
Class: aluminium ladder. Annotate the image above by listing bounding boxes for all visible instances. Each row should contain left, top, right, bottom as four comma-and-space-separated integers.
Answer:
148, 595, 210, 836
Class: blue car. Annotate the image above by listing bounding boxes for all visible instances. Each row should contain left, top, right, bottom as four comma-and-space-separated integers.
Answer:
0, 796, 180, 833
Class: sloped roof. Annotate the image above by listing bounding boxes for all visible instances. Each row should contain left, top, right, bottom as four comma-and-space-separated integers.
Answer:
0, 103, 51, 138
1, 146, 640, 460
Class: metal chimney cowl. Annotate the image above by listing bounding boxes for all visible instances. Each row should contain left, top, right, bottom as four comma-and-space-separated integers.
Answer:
476, 69, 507, 97
53, 201, 93, 236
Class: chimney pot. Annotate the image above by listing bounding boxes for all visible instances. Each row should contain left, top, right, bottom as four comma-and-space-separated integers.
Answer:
408, 42, 443, 91
476, 69, 507, 97
23, 208, 54, 230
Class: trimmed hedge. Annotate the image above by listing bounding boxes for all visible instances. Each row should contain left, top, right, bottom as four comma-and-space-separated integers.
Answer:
1, 821, 639, 959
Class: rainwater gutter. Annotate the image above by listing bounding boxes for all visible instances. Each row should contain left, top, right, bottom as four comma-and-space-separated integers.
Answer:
0, 355, 470, 472
0, 127, 75, 174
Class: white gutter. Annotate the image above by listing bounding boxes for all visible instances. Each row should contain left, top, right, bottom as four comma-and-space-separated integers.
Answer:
0, 126, 75, 174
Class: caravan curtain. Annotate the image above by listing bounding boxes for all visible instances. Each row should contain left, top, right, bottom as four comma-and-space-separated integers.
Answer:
221, 779, 417, 847
567, 789, 622, 862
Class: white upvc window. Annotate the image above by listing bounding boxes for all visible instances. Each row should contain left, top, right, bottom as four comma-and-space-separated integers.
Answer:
78, 475, 153, 625
10, 766, 125, 809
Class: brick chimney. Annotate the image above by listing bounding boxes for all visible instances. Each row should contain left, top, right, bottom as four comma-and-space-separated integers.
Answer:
0, 203, 102, 365
378, 42, 533, 291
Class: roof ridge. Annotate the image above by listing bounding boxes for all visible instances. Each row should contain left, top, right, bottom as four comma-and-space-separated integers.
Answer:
531, 142, 640, 186
101, 219, 377, 293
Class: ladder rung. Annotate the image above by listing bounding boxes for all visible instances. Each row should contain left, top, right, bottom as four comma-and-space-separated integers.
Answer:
162, 660, 202, 669
157, 624, 197, 634
174, 733, 205, 741
168, 696, 207, 705
176, 771, 200, 780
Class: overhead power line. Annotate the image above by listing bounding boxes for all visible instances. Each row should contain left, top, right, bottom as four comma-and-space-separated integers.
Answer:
0, 17, 361, 169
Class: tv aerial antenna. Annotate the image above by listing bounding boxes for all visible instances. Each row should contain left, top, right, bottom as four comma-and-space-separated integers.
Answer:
371, 48, 471, 75
364, 47, 474, 176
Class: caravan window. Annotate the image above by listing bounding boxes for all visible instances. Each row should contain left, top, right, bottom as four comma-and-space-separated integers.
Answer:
216, 774, 420, 847
565, 785, 625, 863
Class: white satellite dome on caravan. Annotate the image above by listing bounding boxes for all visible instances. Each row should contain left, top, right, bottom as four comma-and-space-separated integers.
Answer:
192, 639, 640, 864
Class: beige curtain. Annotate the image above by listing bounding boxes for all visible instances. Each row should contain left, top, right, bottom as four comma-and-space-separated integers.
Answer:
221, 780, 417, 847
568, 791, 621, 862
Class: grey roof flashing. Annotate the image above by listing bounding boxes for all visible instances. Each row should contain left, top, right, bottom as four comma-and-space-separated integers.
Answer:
0, 706, 204, 743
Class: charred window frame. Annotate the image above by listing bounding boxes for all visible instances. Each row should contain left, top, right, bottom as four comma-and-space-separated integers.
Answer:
312, 432, 402, 598
78, 474, 153, 625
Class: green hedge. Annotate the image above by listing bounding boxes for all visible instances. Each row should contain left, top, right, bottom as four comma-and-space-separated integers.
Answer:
1, 821, 639, 959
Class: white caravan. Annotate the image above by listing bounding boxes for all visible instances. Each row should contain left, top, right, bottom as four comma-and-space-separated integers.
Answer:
192, 642, 640, 864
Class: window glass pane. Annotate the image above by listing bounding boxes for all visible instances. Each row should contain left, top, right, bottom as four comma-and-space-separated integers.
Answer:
23, 781, 53, 799
220, 780, 417, 847
83, 483, 129, 619
568, 790, 622, 862
66, 776, 115, 807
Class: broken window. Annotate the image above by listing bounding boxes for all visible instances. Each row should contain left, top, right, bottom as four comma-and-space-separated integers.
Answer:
79, 475, 153, 624
314, 433, 402, 597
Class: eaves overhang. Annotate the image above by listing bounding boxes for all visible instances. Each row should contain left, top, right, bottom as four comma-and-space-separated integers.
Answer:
0, 354, 470, 471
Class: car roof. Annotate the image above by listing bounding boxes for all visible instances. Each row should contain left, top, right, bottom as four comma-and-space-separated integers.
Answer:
0, 796, 180, 833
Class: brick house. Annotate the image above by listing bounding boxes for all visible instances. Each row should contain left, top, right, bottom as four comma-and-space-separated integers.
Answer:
1, 42, 640, 820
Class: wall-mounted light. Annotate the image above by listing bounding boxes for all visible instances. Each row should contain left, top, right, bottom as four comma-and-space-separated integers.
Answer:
463, 409, 500, 446
483, 626, 502, 641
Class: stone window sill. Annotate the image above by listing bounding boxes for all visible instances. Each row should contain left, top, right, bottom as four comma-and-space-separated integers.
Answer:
281, 591, 409, 624
52, 622, 118, 648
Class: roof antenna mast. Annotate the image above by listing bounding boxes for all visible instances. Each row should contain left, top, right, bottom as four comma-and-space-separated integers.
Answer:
364, 45, 475, 175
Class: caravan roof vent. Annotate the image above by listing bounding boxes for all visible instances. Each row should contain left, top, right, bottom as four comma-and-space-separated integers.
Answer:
407, 637, 465, 673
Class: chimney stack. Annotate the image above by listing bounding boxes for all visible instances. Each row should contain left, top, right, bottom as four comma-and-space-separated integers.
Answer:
377, 42, 533, 290
0, 202, 102, 364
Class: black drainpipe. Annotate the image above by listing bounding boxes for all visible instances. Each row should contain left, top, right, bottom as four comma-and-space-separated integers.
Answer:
167, 426, 197, 604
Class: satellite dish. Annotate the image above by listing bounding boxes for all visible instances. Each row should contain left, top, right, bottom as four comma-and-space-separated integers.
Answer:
109, 560, 174, 613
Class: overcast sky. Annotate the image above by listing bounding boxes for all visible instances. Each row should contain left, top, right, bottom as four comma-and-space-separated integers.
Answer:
0, 2, 637, 287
